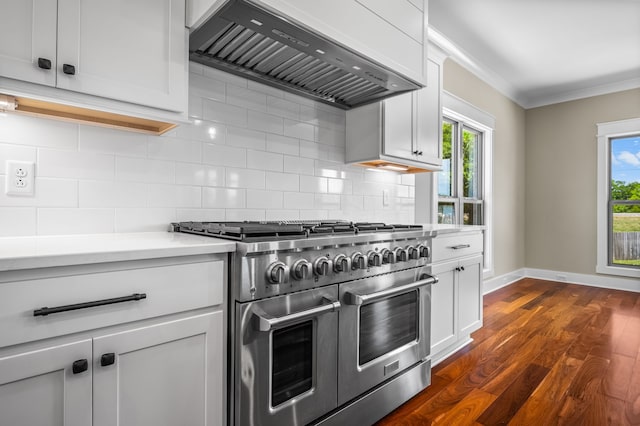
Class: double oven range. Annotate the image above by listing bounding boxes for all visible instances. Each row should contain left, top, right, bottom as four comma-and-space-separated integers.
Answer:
173, 221, 437, 426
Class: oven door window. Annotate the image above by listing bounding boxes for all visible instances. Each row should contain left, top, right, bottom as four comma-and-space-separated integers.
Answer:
359, 291, 418, 365
271, 321, 313, 407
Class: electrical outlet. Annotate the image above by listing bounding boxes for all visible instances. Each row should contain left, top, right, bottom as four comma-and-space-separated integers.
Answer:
5, 160, 35, 196
382, 189, 390, 206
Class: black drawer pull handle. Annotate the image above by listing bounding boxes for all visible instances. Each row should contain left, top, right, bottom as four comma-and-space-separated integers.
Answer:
63, 64, 76, 75
449, 244, 471, 250
72, 359, 88, 374
37, 57, 52, 70
33, 293, 147, 317
101, 353, 116, 367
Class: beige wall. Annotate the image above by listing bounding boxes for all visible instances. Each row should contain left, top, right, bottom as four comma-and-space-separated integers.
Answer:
442, 59, 527, 277
525, 88, 640, 275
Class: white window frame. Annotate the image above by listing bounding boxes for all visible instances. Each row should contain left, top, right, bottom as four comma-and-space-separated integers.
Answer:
416, 92, 494, 277
596, 118, 640, 278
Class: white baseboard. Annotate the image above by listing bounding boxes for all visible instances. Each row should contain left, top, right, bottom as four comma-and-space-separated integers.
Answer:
483, 267, 640, 294
483, 268, 526, 294
525, 268, 640, 293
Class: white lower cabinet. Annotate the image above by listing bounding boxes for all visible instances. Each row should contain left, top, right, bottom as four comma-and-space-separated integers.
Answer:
430, 232, 483, 365
0, 339, 92, 426
0, 255, 226, 426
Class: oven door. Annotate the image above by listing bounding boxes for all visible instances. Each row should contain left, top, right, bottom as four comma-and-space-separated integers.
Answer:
338, 267, 435, 405
235, 285, 340, 426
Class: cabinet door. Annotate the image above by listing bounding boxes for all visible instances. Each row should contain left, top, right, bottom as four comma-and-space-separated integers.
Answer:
382, 92, 414, 160
0, 0, 57, 86
458, 255, 483, 335
93, 311, 224, 426
57, 0, 187, 112
0, 339, 92, 426
415, 58, 443, 167
430, 260, 457, 355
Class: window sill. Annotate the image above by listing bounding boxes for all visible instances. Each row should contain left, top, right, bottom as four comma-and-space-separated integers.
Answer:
596, 264, 640, 279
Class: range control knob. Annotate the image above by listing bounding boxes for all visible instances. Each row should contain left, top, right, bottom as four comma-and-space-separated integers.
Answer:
266, 261, 289, 285
351, 252, 367, 270
367, 250, 382, 267
407, 245, 419, 260
333, 254, 352, 273
417, 244, 430, 258
393, 247, 408, 262
313, 257, 333, 276
380, 248, 395, 264
292, 259, 312, 280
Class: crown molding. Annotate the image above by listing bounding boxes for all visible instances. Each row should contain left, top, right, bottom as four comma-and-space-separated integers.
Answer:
427, 25, 640, 110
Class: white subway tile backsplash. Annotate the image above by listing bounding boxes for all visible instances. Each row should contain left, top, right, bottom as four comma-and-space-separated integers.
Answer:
116, 157, 175, 184
248, 111, 284, 134
246, 189, 283, 209
266, 134, 299, 156
227, 84, 267, 112
227, 127, 266, 151
300, 175, 327, 193
79, 180, 146, 208
247, 150, 283, 172
203, 188, 246, 208
176, 208, 225, 222
147, 184, 201, 208
226, 168, 266, 189
0, 68, 416, 236
0, 144, 37, 173
38, 149, 114, 180
115, 208, 176, 233
284, 192, 314, 209
284, 155, 314, 175
267, 96, 300, 120
265, 209, 299, 220
203, 99, 248, 127
203, 143, 246, 168
190, 73, 226, 102
175, 163, 225, 187
148, 136, 201, 163
0, 114, 78, 150
79, 126, 148, 157
314, 194, 340, 210
248, 80, 284, 98
38, 208, 115, 235
226, 209, 264, 221
0, 208, 36, 236
266, 172, 299, 192
0, 177, 78, 207
284, 119, 315, 141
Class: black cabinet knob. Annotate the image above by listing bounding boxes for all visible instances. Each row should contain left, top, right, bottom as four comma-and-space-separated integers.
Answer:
37, 57, 52, 70
63, 64, 76, 75
101, 352, 116, 367
72, 359, 88, 374
460, 266, 465, 271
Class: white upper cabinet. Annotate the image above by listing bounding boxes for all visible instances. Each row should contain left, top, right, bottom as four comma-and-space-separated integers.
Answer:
346, 53, 443, 172
0, 0, 187, 113
0, 0, 58, 87
187, 0, 427, 84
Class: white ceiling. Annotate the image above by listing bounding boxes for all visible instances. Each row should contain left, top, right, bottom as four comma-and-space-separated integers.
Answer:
428, 0, 640, 108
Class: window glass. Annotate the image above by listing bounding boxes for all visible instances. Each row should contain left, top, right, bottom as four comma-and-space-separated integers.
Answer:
439, 121, 454, 197
610, 135, 640, 267
438, 201, 456, 224
463, 128, 481, 199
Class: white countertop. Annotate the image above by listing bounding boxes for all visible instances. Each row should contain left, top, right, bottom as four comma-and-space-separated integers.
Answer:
0, 232, 236, 272
420, 224, 485, 235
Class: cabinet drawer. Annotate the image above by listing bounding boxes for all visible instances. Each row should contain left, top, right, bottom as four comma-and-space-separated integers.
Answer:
0, 260, 224, 348
432, 232, 483, 263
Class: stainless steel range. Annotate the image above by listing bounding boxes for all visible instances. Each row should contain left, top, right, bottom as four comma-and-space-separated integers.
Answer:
172, 221, 437, 426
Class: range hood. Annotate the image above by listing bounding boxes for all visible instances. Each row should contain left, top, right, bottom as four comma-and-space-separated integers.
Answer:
189, 0, 423, 109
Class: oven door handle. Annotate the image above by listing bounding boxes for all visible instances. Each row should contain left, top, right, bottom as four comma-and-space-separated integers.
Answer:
344, 274, 438, 306
252, 297, 341, 332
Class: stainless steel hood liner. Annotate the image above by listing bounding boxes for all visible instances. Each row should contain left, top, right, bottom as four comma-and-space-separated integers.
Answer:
189, 0, 423, 109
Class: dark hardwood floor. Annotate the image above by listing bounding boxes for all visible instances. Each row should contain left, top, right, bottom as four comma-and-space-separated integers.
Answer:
377, 278, 640, 425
